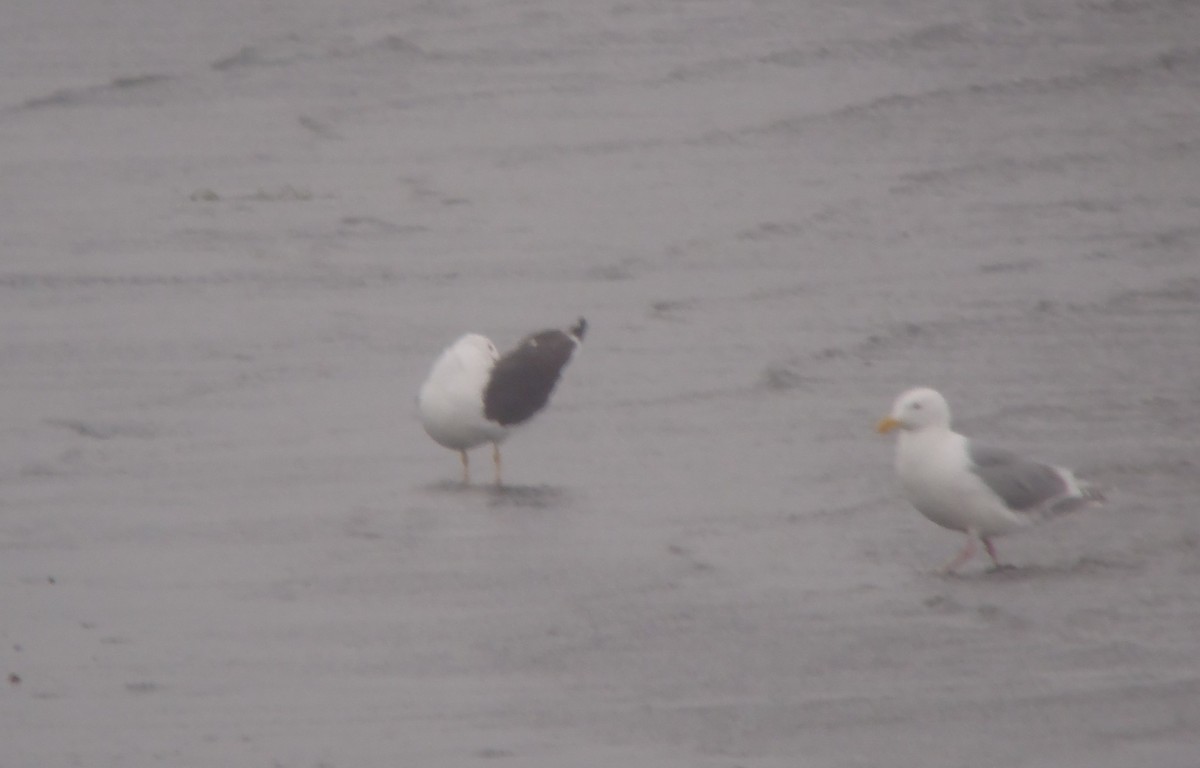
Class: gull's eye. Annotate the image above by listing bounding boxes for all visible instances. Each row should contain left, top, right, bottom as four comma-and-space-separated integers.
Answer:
912, 402, 922, 410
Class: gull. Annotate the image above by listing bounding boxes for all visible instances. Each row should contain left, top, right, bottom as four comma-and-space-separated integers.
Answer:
418, 318, 586, 485
877, 387, 1102, 573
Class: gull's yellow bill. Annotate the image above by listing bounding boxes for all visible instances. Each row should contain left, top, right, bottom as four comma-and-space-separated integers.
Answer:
876, 416, 901, 434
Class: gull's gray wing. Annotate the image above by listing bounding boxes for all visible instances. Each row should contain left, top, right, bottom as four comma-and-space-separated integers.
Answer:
967, 442, 1069, 512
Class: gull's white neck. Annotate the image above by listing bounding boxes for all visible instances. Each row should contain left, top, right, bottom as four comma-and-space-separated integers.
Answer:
896, 424, 962, 470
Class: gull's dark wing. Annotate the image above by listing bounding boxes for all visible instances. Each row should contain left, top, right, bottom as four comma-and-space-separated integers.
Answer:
483, 327, 580, 427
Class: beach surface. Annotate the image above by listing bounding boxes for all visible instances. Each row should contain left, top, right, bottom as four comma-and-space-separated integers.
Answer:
2, 0, 1199, 765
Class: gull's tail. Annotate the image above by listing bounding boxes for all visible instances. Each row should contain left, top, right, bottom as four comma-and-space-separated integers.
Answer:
1046, 474, 1106, 517
569, 317, 587, 343
1077, 480, 1106, 505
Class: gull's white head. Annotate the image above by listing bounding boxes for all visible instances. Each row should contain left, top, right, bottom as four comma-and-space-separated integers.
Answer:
452, 333, 500, 366
877, 387, 952, 434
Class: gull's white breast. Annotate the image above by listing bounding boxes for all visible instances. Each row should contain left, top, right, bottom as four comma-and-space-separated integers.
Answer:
895, 430, 1027, 537
418, 335, 507, 450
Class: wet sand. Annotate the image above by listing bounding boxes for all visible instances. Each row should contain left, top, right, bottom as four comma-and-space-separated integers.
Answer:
2, 0, 1199, 765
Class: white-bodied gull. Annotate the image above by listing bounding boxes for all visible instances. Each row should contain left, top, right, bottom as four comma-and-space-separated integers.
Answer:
418, 318, 586, 485
877, 387, 1102, 573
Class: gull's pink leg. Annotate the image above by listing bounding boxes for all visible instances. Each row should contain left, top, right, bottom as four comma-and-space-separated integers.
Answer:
982, 537, 1003, 568
941, 536, 978, 574
492, 442, 503, 487
459, 450, 470, 485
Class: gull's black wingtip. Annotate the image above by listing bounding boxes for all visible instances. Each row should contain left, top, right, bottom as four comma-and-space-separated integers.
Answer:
570, 317, 587, 341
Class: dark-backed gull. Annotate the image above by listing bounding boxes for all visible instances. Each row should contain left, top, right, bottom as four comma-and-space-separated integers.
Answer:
418, 318, 586, 485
